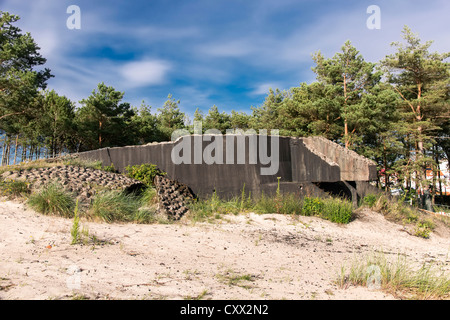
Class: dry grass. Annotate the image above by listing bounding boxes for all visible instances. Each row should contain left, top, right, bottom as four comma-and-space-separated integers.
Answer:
363, 193, 450, 239
337, 251, 450, 300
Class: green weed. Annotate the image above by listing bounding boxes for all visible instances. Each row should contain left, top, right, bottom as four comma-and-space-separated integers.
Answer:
102, 163, 117, 173
321, 197, 353, 224
301, 196, 353, 224
71, 200, 81, 244
216, 269, 257, 289
362, 193, 378, 207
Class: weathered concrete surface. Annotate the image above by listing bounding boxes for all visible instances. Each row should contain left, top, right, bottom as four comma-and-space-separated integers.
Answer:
77, 135, 377, 203
153, 174, 194, 220
303, 136, 377, 182
1, 165, 144, 206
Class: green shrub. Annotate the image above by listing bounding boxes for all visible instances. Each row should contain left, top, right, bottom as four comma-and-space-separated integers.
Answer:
27, 183, 75, 218
0, 178, 30, 199
414, 219, 435, 239
362, 193, 378, 207
302, 197, 324, 216
102, 163, 117, 173
414, 223, 431, 239
125, 163, 165, 186
321, 197, 353, 224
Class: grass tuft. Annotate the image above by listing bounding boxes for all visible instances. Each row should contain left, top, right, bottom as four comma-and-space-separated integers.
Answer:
337, 251, 450, 300
27, 183, 75, 218
139, 187, 159, 206
88, 190, 156, 223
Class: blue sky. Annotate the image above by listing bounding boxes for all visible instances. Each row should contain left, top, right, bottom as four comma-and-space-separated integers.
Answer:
1, 0, 449, 120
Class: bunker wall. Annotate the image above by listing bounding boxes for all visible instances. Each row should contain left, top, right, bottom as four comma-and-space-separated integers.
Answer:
77, 135, 374, 199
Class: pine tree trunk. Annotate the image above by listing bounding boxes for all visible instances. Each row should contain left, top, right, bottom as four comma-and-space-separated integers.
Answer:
3, 136, 11, 166
383, 145, 389, 193
432, 163, 436, 206
13, 135, 19, 165
99, 119, 103, 148
28, 145, 33, 161
21, 143, 27, 164
1, 137, 5, 166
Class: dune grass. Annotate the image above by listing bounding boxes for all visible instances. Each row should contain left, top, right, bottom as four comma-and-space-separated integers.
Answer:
27, 182, 76, 218
337, 251, 450, 300
187, 187, 353, 224
88, 189, 157, 224
361, 193, 443, 239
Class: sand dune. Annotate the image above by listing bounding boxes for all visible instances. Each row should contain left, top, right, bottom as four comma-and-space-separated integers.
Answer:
0, 199, 448, 300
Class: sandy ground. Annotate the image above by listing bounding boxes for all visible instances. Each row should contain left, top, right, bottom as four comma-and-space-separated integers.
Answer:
0, 199, 449, 300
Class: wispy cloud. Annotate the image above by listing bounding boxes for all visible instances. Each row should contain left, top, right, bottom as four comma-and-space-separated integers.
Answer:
199, 40, 256, 58
250, 83, 284, 96
119, 59, 172, 88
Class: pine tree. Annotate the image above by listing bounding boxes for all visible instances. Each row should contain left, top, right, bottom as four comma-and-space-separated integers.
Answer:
77, 83, 134, 150
204, 105, 231, 134
156, 94, 186, 141
250, 88, 286, 131
40, 90, 76, 156
229, 110, 251, 130
279, 82, 342, 139
312, 41, 381, 148
130, 101, 159, 144
0, 12, 52, 122
381, 26, 450, 190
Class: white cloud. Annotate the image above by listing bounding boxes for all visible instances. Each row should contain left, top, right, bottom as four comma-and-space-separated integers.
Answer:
250, 82, 283, 96
119, 59, 172, 88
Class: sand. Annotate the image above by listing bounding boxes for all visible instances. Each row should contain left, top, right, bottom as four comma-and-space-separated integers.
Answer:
0, 199, 449, 300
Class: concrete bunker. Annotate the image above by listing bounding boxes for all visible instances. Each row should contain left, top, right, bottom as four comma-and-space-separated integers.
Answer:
77, 135, 377, 218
